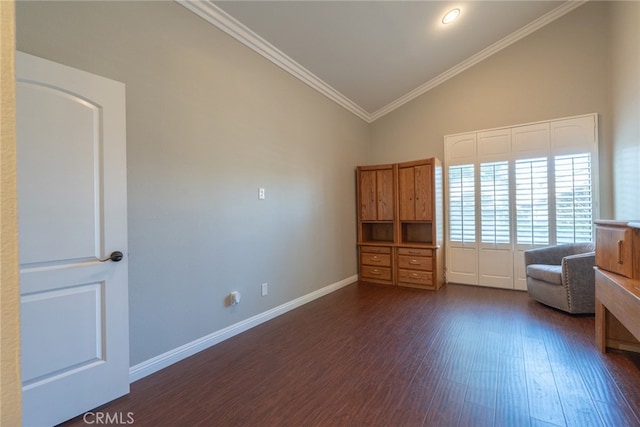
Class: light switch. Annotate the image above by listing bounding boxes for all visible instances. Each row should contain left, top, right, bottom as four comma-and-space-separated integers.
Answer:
258, 188, 265, 200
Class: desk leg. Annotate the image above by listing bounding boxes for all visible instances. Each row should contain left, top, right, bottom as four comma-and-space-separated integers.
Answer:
595, 297, 606, 353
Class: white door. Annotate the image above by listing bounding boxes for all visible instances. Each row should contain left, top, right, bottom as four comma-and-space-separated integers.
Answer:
477, 129, 513, 289
445, 132, 478, 285
17, 52, 129, 427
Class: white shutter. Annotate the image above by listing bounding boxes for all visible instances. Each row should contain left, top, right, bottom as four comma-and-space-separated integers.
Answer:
447, 164, 478, 285
445, 114, 598, 290
480, 161, 510, 244
448, 164, 475, 243
555, 153, 593, 243
515, 157, 549, 246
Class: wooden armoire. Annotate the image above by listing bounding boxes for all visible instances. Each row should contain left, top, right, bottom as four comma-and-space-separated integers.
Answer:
356, 158, 443, 290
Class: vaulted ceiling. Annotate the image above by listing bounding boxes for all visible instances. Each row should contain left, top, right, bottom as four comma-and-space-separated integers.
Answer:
179, 1, 586, 122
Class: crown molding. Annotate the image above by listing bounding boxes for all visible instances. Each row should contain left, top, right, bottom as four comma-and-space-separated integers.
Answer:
369, 0, 588, 121
177, 0, 372, 122
178, 0, 587, 124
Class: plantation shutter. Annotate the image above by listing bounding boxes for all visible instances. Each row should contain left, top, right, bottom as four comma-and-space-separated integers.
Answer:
555, 153, 593, 243
448, 164, 475, 243
480, 161, 510, 244
515, 157, 549, 246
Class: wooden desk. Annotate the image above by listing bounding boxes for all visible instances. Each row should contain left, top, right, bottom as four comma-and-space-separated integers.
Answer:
595, 268, 640, 353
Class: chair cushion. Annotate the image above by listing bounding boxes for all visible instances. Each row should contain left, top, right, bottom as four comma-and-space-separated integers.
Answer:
527, 264, 562, 285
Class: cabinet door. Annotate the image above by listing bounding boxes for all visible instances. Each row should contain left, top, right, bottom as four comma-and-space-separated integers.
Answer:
398, 167, 416, 220
376, 169, 394, 221
414, 164, 432, 221
359, 170, 377, 221
399, 163, 432, 221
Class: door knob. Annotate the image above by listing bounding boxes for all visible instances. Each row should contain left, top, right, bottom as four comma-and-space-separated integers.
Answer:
100, 251, 124, 262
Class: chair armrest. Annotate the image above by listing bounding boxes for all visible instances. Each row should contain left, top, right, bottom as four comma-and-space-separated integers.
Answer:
524, 244, 580, 267
562, 252, 596, 286
562, 252, 596, 313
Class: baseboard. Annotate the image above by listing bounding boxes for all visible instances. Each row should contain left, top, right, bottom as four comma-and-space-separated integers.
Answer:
129, 275, 358, 383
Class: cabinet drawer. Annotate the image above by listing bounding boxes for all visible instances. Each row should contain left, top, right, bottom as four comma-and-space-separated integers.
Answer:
596, 226, 633, 278
360, 246, 392, 254
360, 266, 392, 281
398, 269, 433, 286
397, 247, 431, 257
398, 255, 432, 271
361, 253, 391, 267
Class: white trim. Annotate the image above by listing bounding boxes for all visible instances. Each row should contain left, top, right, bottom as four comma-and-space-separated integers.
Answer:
177, 0, 585, 123
129, 274, 358, 383
176, 0, 370, 122
369, 0, 588, 121
444, 112, 597, 140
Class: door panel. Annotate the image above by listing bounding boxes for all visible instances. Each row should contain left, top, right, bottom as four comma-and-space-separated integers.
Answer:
359, 170, 377, 221
445, 133, 476, 164
512, 123, 550, 158
18, 83, 100, 264
447, 246, 478, 285
17, 51, 129, 427
21, 283, 103, 385
478, 129, 511, 161
551, 116, 596, 154
398, 167, 415, 220
376, 169, 394, 221
414, 164, 431, 221
479, 248, 513, 289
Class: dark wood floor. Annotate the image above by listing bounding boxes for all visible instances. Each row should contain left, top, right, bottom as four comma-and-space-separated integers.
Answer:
62, 283, 640, 427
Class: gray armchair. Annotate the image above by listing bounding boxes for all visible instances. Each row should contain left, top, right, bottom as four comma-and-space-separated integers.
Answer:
524, 242, 596, 314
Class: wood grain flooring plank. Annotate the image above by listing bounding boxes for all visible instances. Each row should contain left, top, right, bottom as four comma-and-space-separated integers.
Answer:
458, 401, 495, 427
522, 336, 566, 426
465, 369, 498, 409
592, 399, 640, 427
495, 354, 530, 427
422, 379, 467, 426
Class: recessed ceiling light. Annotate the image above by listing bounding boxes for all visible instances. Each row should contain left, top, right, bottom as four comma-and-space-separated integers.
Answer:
442, 8, 461, 24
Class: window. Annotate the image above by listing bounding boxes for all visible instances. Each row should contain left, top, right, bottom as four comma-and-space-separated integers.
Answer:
448, 164, 475, 243
449, 156, 589, 247
445, 115, 598, 289
515, 158, 549, 245
555, 153, 593, 243
480, 161, 510, 244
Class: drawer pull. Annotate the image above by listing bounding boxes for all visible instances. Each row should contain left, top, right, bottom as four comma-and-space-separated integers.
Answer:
618, 240, 624, 264
372, 256, 379, 260
371, 270, 381, 275
410, 273, 421, 278
408, 251, 422, 255
409, 259, 420, 265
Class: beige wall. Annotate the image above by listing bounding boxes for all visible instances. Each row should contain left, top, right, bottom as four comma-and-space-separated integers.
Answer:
0, 0, 22, 424
369, 1, 613, 218
16, 1, 369, 365
610, 1, 640, 219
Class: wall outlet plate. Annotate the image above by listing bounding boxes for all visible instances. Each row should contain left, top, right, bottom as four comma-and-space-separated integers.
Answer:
230, 291, 241, 305
261, 283, 268, 296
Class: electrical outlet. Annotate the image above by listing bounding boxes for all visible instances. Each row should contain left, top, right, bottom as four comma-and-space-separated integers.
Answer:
261, 283, 268, 296
258, 188, 265, 200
